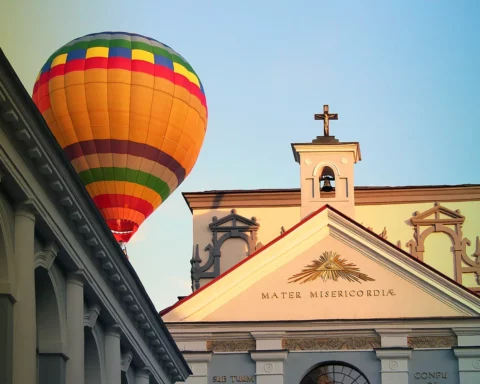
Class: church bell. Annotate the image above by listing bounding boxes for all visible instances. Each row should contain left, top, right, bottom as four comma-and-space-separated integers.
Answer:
320, 176, 334, 192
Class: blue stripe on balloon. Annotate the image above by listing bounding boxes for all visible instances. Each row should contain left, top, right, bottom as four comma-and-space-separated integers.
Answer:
67, 49, 87, 61
109, 47, 132, 59
154, 55, 173, 70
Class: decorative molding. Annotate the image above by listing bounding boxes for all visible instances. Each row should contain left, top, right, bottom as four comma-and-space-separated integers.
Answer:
66, 270, 85, 287
15, 199, 37, 220
375, 348, 413, 360
84, 304, 101, 330
363, 224, 388, 240
406, 203, 480, 290
191, 209, 262, 290
182, 351, 213, 363
182, 185, 480, 211
250, 350, 288, 362
206, 340, 256, 352
475, 236, 480, 260
34, 242, 60, 270
121, 350, 133, 372
379, 227, 387, 240
453, 346, 480, 360
283, 337, 381, 351
0, 65, 189, 383
135, 367, 151, 380
407, 336, 457, 349
288, 251, 375, 284
105, 324, 122, 338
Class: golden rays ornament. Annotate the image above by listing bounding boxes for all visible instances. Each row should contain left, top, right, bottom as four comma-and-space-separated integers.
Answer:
288, 251, 375, 284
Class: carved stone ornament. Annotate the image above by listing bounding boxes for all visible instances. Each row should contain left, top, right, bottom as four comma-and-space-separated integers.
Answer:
407, 336, 457, 349
84, 304, 101, 330
283, 337, 381, 351
362, 224, 388, 240
121, 350, 133, 372
206, 340, 256, 352
406, 203, 480, 292
288, 251, 375, 284
34, 242, 60, 270
191, 209, 263, 290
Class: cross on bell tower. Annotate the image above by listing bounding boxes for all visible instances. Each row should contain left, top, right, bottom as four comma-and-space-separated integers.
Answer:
292, 105, 361, 218
314, 105, 338, 137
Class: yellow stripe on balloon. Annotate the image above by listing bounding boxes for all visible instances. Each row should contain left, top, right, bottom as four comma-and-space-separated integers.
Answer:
86, 47, 109, 59
52, 54, 68, 68
86, 181, 162, 207
173, 62, 200, 87
132, 49, 154, 64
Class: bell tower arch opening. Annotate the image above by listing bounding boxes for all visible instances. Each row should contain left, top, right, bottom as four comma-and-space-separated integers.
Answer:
300, 361, 371, 384
319, 166, 336, 198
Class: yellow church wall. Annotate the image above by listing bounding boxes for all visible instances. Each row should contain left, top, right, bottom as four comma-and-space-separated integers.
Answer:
192, 206, 301, 270
189, 197, 479, 292
423, 232, 456, 279
355, 200, 480, 289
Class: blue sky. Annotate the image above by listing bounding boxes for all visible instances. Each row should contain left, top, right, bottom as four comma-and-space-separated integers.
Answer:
1, 0, 479, 310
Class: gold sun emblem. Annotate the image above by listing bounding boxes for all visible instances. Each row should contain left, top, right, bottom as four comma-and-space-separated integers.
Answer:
288, 251, 375, 284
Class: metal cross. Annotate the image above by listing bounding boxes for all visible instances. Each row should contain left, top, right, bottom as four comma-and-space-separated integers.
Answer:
314, 105, 338, 137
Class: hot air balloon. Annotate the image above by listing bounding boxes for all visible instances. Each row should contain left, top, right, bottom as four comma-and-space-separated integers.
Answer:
32, 32, 207, 244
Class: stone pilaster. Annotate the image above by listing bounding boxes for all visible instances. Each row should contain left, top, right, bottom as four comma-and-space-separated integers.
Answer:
375, 348, 412, 384
135, 368, 151, 384
250, 350, 288, 384
12, 203, 36, 384
251, 331, 285, 350
182, 352, 212, 384
453, 328, 480, 384
105, 325, 122, 384
66, 271, 85, 384
375, 329, 412, 384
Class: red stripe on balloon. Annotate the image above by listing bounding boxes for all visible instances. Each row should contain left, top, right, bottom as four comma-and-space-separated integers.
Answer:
65, 58, 86, 72
92, 194, 154, 217
33, 58, 206, 108
49, 64, 66, 78
85, 57, 108, 70
108, 57, 131, 71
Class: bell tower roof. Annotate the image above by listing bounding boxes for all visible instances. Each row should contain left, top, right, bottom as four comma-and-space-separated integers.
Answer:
291, 141, 362, 164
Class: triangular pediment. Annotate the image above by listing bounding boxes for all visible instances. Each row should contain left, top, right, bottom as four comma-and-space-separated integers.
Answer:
410, 204, 465, 225
209, 209, 259, 232
162, 206, 480, 323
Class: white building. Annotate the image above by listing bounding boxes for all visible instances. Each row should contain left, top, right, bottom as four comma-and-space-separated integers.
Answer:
0, 50, 190, 384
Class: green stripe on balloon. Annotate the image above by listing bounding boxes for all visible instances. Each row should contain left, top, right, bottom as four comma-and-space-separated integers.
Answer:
78, 167, 171, 201
46, 38, 197, 76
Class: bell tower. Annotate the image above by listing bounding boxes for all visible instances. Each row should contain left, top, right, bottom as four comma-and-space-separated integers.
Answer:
292, 105, 361, 219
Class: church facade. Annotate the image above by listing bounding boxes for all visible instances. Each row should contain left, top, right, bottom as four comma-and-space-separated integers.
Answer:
0, 51, 190, 384
162, 107, 480, 383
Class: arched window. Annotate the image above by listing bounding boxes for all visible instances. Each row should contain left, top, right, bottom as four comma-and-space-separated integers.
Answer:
300, 362, 370, 384
319, 166, 335, 197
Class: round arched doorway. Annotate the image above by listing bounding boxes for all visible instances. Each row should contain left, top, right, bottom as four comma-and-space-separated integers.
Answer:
300, 362, 370, 384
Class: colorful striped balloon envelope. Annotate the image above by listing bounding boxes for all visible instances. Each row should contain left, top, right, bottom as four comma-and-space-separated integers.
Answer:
32, 32, 208, 243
